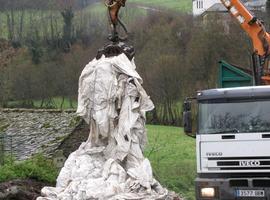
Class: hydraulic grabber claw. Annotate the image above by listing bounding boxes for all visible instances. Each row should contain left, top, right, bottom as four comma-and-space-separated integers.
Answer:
96, 0, 134, 60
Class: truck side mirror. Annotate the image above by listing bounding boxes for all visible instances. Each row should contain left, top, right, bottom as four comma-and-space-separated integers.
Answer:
183, 100, 195, 137
183, 110, 192, 133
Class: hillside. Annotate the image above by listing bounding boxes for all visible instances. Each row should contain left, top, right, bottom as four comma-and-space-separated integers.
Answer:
89, 0, 192, 13
129, 0, 192, 12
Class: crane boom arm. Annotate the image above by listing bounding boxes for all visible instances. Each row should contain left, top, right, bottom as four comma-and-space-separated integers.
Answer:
220, 0, 270, 56
220, 0, 270, 85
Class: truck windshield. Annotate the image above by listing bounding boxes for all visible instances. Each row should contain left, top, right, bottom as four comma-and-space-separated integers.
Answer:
199, 99, 270, 134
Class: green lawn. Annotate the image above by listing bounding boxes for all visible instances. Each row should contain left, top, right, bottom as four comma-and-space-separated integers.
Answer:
146, 125, 196, 200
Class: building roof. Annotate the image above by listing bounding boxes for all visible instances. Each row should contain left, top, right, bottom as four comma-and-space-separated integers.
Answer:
245, 0, 267, 11
204, 0, 266, 14
206, 3, 227, 12
245, 0, 266, 7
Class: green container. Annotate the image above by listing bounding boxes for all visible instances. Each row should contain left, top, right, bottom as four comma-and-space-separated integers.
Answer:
218, 60, 253, 88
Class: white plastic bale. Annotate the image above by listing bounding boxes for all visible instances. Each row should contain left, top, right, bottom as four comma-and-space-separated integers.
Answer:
37, 53, 169, 200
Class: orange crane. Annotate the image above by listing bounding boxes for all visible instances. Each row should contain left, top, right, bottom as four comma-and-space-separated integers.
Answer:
220, 0, 270, 85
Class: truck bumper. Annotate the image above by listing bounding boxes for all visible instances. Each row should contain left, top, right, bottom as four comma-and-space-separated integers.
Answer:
196, 177, 270, 200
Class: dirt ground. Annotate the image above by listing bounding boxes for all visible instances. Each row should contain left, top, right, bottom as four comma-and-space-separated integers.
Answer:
0, 179, 53, 200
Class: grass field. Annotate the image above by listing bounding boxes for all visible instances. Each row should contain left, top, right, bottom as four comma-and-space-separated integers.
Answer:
129, 0, 192, 12
146, 125, 196, 200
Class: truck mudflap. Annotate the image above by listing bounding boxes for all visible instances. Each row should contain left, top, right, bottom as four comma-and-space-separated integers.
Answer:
195, 177, 270, 200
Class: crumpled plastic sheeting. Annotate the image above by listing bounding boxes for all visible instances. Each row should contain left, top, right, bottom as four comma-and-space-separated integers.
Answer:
37, 54, 169, 200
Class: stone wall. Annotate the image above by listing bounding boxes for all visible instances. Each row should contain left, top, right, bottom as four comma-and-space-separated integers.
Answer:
58, 120, 89, 158
0, 109, 85, 161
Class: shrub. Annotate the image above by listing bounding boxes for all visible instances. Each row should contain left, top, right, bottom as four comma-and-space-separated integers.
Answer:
0, 154, 58, 184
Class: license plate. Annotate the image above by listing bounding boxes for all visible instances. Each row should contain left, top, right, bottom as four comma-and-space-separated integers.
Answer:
236, 190, 265, 197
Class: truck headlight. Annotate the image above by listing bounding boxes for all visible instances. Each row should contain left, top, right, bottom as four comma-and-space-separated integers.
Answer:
200, 187, 216, 198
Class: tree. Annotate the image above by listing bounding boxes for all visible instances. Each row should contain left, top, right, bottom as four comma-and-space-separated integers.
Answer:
185, 14, 251, 91
61, 6, 74, 52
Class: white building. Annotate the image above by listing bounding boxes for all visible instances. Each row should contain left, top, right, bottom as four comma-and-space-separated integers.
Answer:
192, 0, 220, 16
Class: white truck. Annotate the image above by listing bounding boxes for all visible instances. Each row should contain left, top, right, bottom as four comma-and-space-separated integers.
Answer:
183, 86, 270, 199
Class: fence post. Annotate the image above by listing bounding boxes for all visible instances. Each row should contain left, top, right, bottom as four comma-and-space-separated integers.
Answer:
0, 134, 4, 165
10, 135, 13, 159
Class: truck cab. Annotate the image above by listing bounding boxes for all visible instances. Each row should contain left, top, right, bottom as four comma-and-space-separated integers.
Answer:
184, 86, 270, 200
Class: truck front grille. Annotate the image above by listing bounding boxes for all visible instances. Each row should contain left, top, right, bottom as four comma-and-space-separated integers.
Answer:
229, 179, 270, 187
253, 179, 270, 187
230, 179, 249, 187
207, 157, 270, 171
